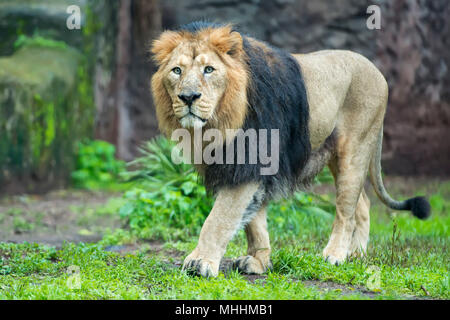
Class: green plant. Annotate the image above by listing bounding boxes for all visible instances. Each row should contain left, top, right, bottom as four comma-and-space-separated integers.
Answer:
12, 217, 34, 233
268, 191, 334, 241
71, 140, 125, 190
14, 34, 68, 50
390, 217, 402, 266
122, 136, 195, 190
119, 137, 212, 240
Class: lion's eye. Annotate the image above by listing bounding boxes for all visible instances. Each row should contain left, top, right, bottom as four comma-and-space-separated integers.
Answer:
204, 66, 215, 74
172, 67, 182, 75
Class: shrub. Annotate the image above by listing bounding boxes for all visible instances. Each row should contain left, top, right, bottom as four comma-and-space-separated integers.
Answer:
71, 140, 125, 190
14, 34, 68, 50
118, 137, 213, 240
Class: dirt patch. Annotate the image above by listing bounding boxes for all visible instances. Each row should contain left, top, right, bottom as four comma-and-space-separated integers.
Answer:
3, 234, 103, 248
301, 279, 379, 298
104, 241, 186, 270
0, 189, 122, 247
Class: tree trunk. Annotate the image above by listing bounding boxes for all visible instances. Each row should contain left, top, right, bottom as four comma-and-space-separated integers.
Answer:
93, 0, 161, 160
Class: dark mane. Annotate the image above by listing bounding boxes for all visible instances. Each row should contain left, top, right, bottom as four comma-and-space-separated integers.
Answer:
179, 22, 311, 200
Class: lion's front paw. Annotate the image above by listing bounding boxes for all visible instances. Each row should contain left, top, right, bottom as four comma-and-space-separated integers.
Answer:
233, 256, 272, 275
322, 247, 348, 266
182, 252, 219, 278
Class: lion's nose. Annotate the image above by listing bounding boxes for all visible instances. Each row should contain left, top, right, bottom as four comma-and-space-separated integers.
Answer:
178, 92, 201, 106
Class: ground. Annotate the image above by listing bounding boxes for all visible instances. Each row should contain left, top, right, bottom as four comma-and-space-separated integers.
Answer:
0, 177, 448, 300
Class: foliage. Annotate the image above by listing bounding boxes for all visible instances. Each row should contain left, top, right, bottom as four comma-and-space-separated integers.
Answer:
122, 136, 195, 191
267, 192, 334, 241
118, 137, 212, 240
14, 34, 68, 50
71, 140, 125, 190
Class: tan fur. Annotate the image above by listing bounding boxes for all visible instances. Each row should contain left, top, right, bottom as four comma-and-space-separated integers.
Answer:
152, 27, 390, 275
295, 50, 388, 264
182, 183, 260, 277
234, 206, 272, 274
350, 190, 371, 256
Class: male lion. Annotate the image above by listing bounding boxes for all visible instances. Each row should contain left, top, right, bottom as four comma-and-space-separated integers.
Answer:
150, 22, 431, 277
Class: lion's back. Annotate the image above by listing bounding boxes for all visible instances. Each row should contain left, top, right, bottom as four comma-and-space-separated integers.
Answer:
293, 50, 389, 149
295, 50, 388, 100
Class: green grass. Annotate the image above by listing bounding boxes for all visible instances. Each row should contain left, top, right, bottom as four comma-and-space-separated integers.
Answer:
0, 242, 368, 300
0, 188, 448, 300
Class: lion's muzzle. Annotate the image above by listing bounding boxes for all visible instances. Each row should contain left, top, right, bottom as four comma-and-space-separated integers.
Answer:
178, 91, 202, 107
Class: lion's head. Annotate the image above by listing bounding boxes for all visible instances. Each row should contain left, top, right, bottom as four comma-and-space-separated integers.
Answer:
151, 23, 249, 135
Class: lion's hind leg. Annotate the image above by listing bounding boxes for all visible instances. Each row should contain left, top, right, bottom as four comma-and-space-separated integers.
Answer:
233, 206, 272, 274
323, 139, 373, 265
349, 189, 370, 257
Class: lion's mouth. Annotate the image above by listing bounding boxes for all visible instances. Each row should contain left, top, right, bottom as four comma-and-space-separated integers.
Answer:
182, 112, 208, 123
179, 111, 209, 129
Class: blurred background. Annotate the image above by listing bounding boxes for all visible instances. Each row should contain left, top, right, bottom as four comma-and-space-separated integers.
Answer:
0, 0, 449, 194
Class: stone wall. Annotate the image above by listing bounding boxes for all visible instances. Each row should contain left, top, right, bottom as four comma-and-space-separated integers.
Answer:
376, 0, 450, 176
0, 0, 93, 193
0, 45, 92, 193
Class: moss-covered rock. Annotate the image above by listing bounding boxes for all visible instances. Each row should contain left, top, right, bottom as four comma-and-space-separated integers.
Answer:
0, 0, 85, 56
0, 45, 93, 193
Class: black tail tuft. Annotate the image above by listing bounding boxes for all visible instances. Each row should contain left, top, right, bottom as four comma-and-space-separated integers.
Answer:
405, 197, 431, 220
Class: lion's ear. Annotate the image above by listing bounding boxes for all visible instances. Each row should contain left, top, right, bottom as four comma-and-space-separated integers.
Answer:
151, 31, 183, 66
208, 26, 243, 58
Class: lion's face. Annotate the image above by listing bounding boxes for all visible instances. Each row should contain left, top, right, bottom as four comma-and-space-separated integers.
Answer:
151, 26, 249, 135
161, 43, 228, 129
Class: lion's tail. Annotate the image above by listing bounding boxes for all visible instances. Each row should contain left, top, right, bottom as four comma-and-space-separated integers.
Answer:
369, 127, 431, 219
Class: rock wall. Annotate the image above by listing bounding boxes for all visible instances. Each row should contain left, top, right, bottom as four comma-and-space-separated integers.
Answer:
0, 45, 92, 193
0, 0, 85, 56
0, 0, 94, 194
376, 0, 450, 176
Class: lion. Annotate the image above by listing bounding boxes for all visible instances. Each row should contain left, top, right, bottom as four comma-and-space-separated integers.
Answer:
150, 21, 431, 277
